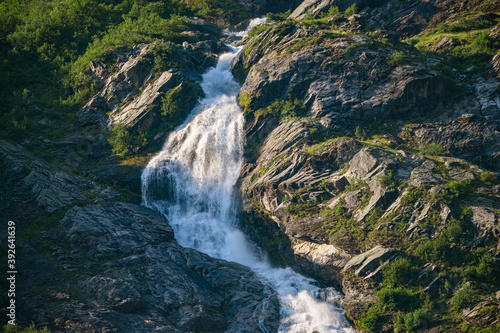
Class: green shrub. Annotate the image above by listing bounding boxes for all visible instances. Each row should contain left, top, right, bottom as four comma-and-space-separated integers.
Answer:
247, 24, 271, 39
359, 308, 381, 332
257, 98, 307, 120
387, 51, 404, 67
320, 5, 340, 18
382, 257, 416, 288
354, 125, 365, 140
419, 142, 445, 156
394, 309, 432, 333
161, 80, 199, 125
480, 171, 497, 185
378, 170, 398, 189
266, 10, 291, 22
377, 287, 419, 312
444, 179, 472, 197
451, 283, 480, 310
108, 124, 131, 156
344, 4, 358, 16
345, 179, 367, 191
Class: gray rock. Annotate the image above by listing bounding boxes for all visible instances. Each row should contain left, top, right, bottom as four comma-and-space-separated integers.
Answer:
470, 206, 500, 241
0, 139, 96, 222
108, 71, 180, 129
289, 0, 335, 20
401, 114, 500, 171
21, 203, 280, 333
343, 245, 398, 277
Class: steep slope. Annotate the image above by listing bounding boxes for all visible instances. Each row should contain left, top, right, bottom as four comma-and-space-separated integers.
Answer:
234, 0, 500, 331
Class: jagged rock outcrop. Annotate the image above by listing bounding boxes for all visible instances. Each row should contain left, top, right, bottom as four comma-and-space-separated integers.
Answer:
400, 114, 500, 171
108, 71, 181, 129
19, 202, 280, 332
288, 0, 335, 20
234, 23, 455, 130
78, 21, 229, 131
0, 139, 115, 224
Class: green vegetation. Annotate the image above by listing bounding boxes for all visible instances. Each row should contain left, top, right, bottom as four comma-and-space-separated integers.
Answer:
419, 142, 446, 156
108, 124, 132, 156
344, 4, 358, 16
377, 287, 419, 312
2, 324, 51, 333
405, 16, 500, 70
266, 10, 291, 23
387, 51, 404, 67
320, 5, 340, 18
359, 308, 381, 332
254, 98, 307, 120
480, 171, 497, 185
161, 80, 199, 124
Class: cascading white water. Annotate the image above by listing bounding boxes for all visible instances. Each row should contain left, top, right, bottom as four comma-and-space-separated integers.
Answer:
141, 21, 356, 333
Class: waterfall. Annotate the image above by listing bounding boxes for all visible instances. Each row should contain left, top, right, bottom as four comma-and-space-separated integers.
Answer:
141, 20, 356, 333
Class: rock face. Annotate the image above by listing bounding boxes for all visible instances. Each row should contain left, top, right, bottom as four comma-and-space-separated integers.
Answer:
77, 23, 229, 132
0, 141, 279, 332
234, 22, 454, 130
0, 139, 108, 224
108, 71, 180, 129
289, 0, 336, 20
400, 114, 500, 171
19, 203, 280, 333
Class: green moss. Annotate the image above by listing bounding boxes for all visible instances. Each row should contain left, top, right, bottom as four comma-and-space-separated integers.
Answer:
239, 89, 253, 112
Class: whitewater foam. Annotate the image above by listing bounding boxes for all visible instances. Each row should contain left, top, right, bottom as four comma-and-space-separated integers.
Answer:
141, 22, 356, 333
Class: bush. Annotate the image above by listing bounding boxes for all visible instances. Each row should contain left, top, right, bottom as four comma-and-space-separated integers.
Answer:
344, 4, 358, 16
444, 179, 472, 197
420, 142, 445, 156
256, 98, 307, 120
382, 257, 416, 288
359, 308, 381, 332
480, 171, 497, 185
266, 10, 290, 22
320, 5, 340, 18
378, 170, 399, 189
108, 124, 131, 156
387, 51, 404, 67
377, 287, 419, 312
162, 80, 199, 125
451, 283, 480, 310
394, 309, 432, 333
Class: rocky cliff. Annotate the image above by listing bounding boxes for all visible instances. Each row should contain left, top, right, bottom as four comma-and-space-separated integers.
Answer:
1, 0, 500, 332
233, 0, 500, 331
